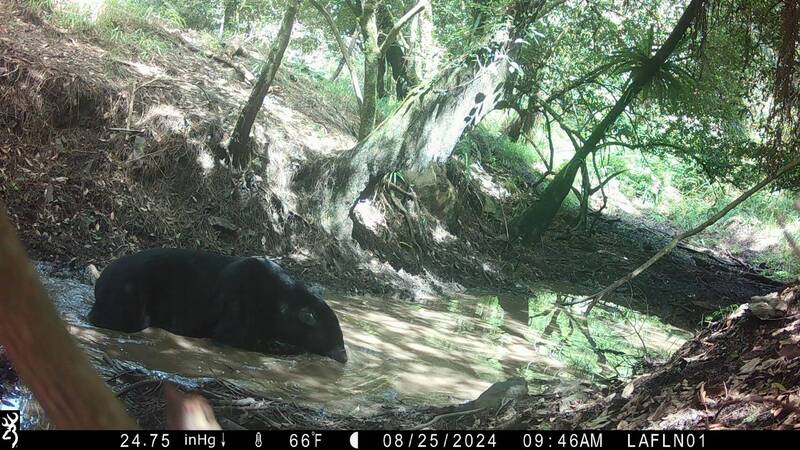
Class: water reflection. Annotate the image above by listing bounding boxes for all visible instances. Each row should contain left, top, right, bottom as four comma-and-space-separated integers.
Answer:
3, 274, 692, 419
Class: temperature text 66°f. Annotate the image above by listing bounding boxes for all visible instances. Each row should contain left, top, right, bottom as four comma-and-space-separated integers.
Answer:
289, 433, 323, 448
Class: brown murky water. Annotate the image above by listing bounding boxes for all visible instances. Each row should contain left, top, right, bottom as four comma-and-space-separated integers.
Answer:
4, 269, 692, 422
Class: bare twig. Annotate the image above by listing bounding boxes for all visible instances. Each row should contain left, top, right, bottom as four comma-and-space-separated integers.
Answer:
309, 0, 363, 106
380, 0, 427, 56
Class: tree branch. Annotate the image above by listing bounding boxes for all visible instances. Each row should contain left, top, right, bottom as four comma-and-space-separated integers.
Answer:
379, 0, 427, 55
543, 61, 617, 104
589, 169, 626, 195
309, 0, 364, 106
537, 99, 585, 146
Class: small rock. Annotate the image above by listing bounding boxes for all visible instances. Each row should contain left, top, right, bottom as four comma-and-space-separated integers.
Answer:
208, 216, 238, 233
86, 264, 101, 284
43, 184, 54, 204
748, 292, 788, 320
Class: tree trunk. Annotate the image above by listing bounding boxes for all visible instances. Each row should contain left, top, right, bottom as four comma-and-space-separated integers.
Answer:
228, 0, 301, 167
576, 161, 590, 230
296, 50, 511, 237
512, 0, 705, 243
385, 43, 411, 99
377, 53, 387, 98
507, 94, 537, 142
358, 0, 428, 138
295, 0, 545, 237
408, 0, 435, 83
219, 0, 239, 39
358, 0, 380, 139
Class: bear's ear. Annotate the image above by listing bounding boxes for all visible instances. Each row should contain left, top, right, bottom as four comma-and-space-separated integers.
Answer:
298, 307, 317, 327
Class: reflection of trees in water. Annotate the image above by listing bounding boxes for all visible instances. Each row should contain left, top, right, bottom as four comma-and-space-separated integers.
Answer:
513, 290, 671, 382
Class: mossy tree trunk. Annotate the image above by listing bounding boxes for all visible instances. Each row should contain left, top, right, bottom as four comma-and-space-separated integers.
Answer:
408, 0, 435, 84
297, 48, 512, 237
228, 0, 301, 167
511, 0, 705, 243
219, 0, 239, 39
295, 0, 547, 237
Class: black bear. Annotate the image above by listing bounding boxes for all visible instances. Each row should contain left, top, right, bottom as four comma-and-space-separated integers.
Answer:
89, 248, 347, 363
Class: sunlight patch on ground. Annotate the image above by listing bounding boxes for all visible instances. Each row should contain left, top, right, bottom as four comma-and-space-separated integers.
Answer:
137, 104, 186, 135
124, 60, 165, 78
431, 222, 456, 243
469, 162, 509, 199
352, 199, 386, 232
597, 178, 644, 218
196, 148, 215, 172
732, 222, 787, 252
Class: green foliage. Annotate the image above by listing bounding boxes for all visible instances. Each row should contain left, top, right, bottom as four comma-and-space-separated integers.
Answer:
435, 0, 509, 56
612, 152, 800, 279
28, 0, 177, 60
456, 124, 540, 170
608, 28, 695, 105
143, 0, 219, 29
52, 4, 94, 31
95, 1, 176, 59
286, 59, 360, 115
21, 0, 54, 14
458, 113, 800, 280
375, 95, 400, 124
700, 304, 740, 327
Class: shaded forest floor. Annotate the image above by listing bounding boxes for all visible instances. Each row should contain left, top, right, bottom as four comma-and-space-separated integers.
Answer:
1, 0, 798, 429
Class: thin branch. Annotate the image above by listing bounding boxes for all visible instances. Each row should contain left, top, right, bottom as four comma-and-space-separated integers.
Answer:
544, 112, 555, 170
589, 169, 626, 195
309, 0, 364, 106
330, 28, 360, 81
589, 151, 610, 229
543, 61, 617, 104
599, 139, 690, 153
379, 0, 427, 56
537, 99, 585, 146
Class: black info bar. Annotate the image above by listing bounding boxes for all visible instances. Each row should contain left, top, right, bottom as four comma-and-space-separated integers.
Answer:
4, 429, 794, 449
